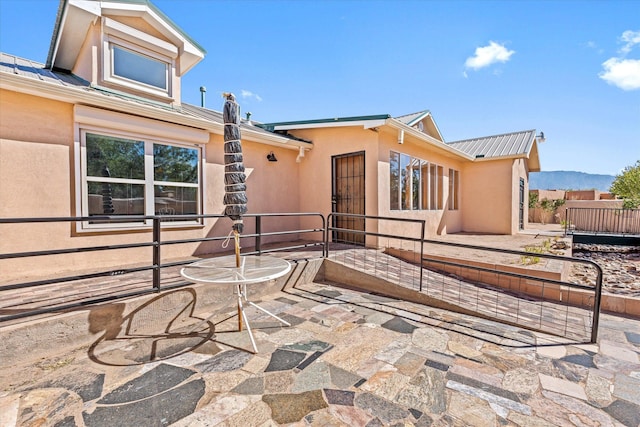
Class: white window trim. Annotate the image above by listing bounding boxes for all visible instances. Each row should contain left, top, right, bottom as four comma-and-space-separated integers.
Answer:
101, 18, 177, 99
74, 106, 208, 232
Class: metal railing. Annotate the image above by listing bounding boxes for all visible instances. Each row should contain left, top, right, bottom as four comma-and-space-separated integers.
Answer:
418, 238, 603, 343
2, 212, 604, 342
0, 213, 325, 322
324, 213, 603, 343
325, 213, 426, 290
566, 207, 640, 235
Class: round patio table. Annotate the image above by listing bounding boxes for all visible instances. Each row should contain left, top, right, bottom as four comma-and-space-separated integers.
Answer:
180, 255, 292, 353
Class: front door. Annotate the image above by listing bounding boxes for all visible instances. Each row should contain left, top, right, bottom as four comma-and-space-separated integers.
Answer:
332, 151, 365, 244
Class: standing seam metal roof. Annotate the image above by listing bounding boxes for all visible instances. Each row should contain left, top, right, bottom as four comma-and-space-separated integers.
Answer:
394, 111, 430, 126
447, 130, 536, 158
0, 52, 305, 143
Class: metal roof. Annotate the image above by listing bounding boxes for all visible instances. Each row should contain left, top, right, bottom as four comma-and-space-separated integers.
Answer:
1, 52, 90, 87
259, 114, 391, 131
447, 129, 537, 159
394, 110, 429, 126
0, 52, 307, 145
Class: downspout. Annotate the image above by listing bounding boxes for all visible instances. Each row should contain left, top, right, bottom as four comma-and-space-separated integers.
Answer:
296, 146, 305, 163
398, 129, 404, 145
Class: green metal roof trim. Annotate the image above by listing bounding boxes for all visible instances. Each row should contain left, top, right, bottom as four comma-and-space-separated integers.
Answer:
46, 0, 206, 68
258, 114, 391, 131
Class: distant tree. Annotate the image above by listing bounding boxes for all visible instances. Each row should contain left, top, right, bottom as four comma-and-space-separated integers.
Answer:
610, 161, 640, 209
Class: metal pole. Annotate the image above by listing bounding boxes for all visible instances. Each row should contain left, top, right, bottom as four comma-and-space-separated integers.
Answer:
153, 217, 161, 290
591, 262, 603, 343
419, 220, 425, 292
256, 216, 262, 255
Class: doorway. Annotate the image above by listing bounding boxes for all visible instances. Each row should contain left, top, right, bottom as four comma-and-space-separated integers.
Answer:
331, 151, 365, 244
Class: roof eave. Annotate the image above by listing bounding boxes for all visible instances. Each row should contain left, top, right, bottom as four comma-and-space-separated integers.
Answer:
261, 114, 391, 131
472, 152, 542, 172
385, 119, 474, 160
0, 72, 308, 151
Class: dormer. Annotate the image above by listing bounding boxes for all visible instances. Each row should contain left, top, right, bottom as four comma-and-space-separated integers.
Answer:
45, 0, 205, 106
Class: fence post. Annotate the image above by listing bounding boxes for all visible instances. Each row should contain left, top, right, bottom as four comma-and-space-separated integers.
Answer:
419, 220, 425, 292
255, 215, 262, 255
153, 217, 161, 290
591, 263, 603, 343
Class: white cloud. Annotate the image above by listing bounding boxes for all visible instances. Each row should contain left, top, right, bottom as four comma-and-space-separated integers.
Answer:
240, 89, 263, 102
599, 58, 640, 90
464, 41, 515, 71
619, 30, 640, 55
599, 30, 640, 91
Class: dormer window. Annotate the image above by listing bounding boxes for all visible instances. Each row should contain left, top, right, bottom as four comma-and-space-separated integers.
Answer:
112, 45, 168, 91
101, 18, 177, 100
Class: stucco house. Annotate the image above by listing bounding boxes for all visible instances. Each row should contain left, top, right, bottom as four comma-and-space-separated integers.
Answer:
0, 0, 541, 278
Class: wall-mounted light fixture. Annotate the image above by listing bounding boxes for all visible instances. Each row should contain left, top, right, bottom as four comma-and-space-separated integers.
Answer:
267, 151, 278, 162
536, 131, 546, 143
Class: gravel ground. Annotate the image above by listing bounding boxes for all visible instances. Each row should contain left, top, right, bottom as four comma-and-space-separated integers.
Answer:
571, 245, 640, 296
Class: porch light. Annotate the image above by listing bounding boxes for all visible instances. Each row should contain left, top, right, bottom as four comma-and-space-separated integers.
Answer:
267, 151, 278, 162
536, 132, 546, 142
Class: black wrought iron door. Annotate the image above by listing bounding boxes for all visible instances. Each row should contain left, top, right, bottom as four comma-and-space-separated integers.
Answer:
332, 151, 365, 244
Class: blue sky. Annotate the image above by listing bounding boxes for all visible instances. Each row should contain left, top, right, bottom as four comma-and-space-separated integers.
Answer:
1, 0, 638, 175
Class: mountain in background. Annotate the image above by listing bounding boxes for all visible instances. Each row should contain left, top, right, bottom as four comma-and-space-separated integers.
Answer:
529, 171, 616, 192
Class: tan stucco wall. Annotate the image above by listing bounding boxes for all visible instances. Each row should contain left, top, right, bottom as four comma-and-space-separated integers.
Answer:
0, 89, 305, 280
377, 127, 464, 239
285, 125, 466, 243
461, 158, 517, 234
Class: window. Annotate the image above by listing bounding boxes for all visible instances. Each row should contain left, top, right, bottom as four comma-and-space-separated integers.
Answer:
112, 45, 168, 90
449, 168, 460, 210
83, 131, 200, 227
390, 151, 449, 211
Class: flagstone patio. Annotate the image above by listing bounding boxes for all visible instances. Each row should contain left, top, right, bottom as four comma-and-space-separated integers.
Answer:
1, 279, 639, 426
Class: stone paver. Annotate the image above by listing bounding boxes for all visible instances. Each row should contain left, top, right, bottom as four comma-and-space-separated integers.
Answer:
2, 280, 639, 426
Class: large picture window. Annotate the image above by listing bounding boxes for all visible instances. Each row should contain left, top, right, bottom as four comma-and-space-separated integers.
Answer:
390, 151, 451, 211
83, 131, 200, 227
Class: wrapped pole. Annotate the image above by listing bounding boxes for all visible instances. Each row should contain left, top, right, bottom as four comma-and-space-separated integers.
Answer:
222, 93, 247, 329
222, 93, 247, 265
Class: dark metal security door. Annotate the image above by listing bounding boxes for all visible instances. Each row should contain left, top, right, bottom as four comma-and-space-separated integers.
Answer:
519, 178, 525, 230
332, 151, 365, 244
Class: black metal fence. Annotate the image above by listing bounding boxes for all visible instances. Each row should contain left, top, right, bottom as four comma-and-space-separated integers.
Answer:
0, 213, 325, 323
565, 207, 640, 235
325, 213, 603, 343
2, 213, 604, 342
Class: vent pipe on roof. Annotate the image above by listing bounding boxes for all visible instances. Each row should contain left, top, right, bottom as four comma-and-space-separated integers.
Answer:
200, 86, 206, 108
246, 112, 252, 126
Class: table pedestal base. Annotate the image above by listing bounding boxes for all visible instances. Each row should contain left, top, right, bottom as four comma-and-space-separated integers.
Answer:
187, 283, 291, 353
236, 283, 291, 353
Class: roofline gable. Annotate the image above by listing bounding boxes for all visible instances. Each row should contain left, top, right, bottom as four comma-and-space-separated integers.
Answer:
259, 114, 391, 131
46, 0, 205, 73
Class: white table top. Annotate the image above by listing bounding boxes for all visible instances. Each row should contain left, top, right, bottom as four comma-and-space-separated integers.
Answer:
180, 255, 291, 285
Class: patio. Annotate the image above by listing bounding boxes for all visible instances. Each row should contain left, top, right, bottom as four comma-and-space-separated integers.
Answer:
1, 258, 639, 426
